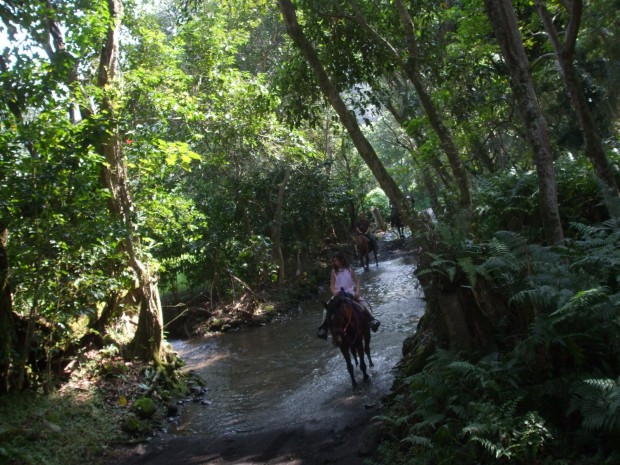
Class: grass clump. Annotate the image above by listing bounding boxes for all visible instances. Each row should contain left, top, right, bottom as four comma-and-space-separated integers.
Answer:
0, 389, 121, 465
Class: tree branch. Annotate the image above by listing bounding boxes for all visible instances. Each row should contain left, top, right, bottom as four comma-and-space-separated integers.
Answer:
346, 0, 402, 65
534, 0, 563, 53
564, 0, 582, 61
394, 0, 418, 62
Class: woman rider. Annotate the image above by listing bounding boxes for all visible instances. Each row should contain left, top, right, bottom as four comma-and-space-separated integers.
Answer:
316, 251, 380, 339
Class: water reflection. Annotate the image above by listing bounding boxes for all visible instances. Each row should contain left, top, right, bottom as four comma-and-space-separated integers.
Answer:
171, 256, 424, 436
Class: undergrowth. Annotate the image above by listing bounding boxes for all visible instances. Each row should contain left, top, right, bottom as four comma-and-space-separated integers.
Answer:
0, 338, 198, 465
379, 220, 620, 464
0, 389, 121, 465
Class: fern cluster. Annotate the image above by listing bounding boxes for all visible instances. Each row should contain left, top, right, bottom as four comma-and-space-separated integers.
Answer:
379, 221, 620, 464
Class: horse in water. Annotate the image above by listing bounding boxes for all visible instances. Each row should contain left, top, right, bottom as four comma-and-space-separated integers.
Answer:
323, 295, 373, 388
390, 204, 405, 239
354, 234, 378, 271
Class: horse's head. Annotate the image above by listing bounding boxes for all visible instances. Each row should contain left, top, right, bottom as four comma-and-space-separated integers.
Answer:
323, 294, 344, 320
323, 295, 350, 346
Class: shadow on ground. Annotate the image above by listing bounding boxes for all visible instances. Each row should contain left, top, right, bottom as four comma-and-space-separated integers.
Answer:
119, 407, 382, 465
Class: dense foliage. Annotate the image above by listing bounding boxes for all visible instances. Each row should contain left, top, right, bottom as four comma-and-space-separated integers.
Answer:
383, 176, 620, 463
1, 0, 619, 463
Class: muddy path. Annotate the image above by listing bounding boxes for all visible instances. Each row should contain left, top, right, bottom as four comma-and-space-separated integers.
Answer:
119, 245, 424, 465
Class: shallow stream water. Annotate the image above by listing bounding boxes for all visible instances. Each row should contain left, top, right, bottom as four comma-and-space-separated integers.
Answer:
170, 255, 424, 438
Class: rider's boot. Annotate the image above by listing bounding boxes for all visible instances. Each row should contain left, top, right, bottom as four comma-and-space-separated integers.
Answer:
364, 309, 380, 332
316, 322, 328, 339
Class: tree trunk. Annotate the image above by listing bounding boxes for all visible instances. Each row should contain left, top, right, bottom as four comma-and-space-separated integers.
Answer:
484, 0, 564, 244
384, 99, 454, 194
271, 167, 291, 286
0, 54, 39, 393
0, 224, 15, 393
236, 190, 254, 237
347, 0, 472, 218
277, 0, 414, 232
89, 291, 121, 337
96, 0, 163, 363
401, 273, 511, 375
393, 0, 472, 218
534, 0, 620, 217
324, 114, 333, 177
370, 206, 386, 231
421, 170, 443, 215
472, 137, 496, 174
42, 0, 164, 359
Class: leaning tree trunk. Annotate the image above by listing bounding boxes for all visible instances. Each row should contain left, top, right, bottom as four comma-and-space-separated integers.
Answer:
97, 0, 163, 363
534, 0, 620, 218
339, 143, 359, 232
393, 0, 472, 219
347, 0, 472, 219
278, 0, 414, 232
484, 0, 564, 244
271, 167, 291, 286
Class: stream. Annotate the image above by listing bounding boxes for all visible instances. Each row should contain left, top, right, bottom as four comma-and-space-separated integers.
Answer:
169, 254, 425, 438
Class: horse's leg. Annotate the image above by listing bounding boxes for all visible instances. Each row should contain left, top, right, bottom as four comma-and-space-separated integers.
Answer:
340, 345, 357, 388
359, 246, 365, 269
356, 342, 369, 382
351, 347, 359, 366
364, 330, 374, 368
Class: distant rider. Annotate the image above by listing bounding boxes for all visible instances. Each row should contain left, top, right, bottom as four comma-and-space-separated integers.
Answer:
354, 212, 378, 252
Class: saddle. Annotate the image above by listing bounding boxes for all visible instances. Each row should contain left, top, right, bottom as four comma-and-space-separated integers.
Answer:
336, 289, 379, 333
333, 290, 367, 320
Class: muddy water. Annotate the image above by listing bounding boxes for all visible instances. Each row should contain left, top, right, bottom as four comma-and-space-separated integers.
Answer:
171, 255, 424, 438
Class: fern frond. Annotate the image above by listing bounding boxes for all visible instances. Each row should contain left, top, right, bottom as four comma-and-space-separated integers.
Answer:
493, 230, 528, 251
525, 315, 560, 347
446, 360, 477, 374
570, 222, 601, 238
411, 413, 446, 431
400, 434, 433, 448
550, 287, 610, 322
510, 285, 559, 313
457, 256, 479, 288
570, 377, 620, 434
602, 218, 620, 230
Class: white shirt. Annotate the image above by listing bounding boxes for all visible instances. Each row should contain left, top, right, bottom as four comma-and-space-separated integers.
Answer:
333, 268, 355, 295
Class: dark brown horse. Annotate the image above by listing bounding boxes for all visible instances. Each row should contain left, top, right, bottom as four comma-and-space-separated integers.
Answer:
323, 295, 373, 388
354, 234, 378, 271
390, 204, 405, 239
